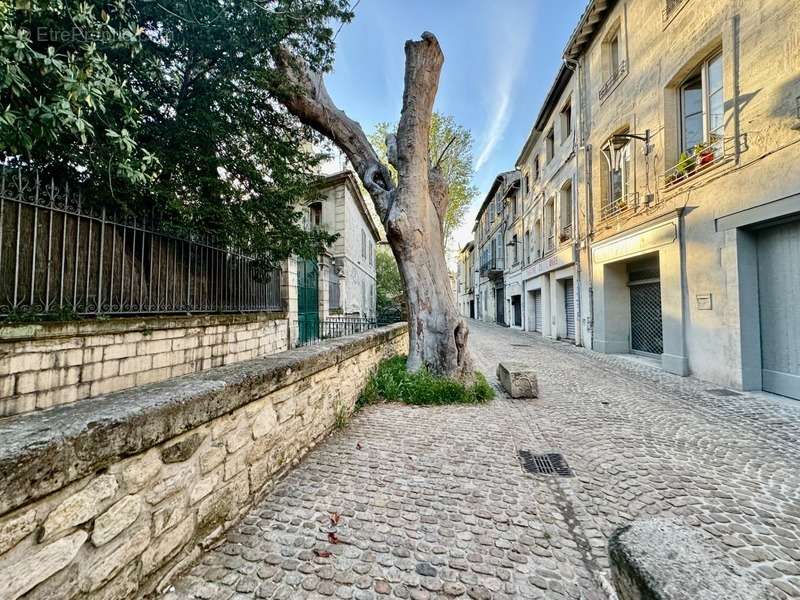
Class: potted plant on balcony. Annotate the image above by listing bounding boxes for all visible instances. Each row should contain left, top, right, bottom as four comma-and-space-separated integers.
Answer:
695, 142, 715, 167
674, 151, 696, 181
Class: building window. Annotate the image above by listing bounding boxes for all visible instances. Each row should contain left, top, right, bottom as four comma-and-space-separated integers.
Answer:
533, 156, 540, 180
361, 230, 366, 259
546, 128, 555, 162
534, 219, 542, 258
524, 230, 530, 264
512, 195, 518, 219
512, 234, 519, 264
611, 139, 631, 202
599, 23, 626, 100
544, 199, 555, 254
680, 52, 724, 153
560, 101, 572, 142
560, 180, 573, 239
608, 30, 621, 75
309, 202, 322, 228
524, 173, 530, 196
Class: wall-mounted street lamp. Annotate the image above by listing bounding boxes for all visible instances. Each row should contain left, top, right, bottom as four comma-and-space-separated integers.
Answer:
602, 129, 651, 171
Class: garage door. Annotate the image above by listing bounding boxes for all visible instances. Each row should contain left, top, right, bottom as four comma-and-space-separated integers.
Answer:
757, 220, 800, 400
533, 290, 542, 332
564, 279, 575, 340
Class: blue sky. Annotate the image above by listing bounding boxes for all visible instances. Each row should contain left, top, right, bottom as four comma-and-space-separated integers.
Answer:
325, 0, 588, 256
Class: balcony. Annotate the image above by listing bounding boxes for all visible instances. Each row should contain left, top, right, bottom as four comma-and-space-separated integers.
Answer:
599, 60, 627, 101
600, 192, 640, 224
661, 136, 735, 189
479, 256, 505, 279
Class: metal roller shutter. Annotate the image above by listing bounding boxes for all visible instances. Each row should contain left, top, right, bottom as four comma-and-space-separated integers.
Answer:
534, 290, 543, 332
564, 279, 575, 340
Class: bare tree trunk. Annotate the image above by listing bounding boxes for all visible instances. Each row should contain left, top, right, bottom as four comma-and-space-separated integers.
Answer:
273, 32, 472, 379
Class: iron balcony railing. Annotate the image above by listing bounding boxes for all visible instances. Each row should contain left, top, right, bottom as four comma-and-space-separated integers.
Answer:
663, 0, 687, 21
661, 136, 735, 188
0, 168, 282, 320
599, 60, 627, 101
600, 192, 641, 224
479, 256, 504, 276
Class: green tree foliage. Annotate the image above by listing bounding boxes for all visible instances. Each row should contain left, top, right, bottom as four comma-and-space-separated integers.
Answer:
1, 0, 354, 264
368, 112, 478, 248
375, 245, 403, 315
0, 1, 152, 183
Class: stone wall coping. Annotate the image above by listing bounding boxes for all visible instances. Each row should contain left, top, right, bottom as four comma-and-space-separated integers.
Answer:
0, 322, 407, 518
0, 311, 287, 343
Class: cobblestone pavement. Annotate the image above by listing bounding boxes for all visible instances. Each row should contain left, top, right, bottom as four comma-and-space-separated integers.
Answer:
167, 321, 800, 599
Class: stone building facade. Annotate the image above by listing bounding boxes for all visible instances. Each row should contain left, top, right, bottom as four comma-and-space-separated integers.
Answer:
456, 241, 476, 319
458, 0, 800, 399
473, 172, 520, 325
308, 171, 380, 319
515, 65, 583, 343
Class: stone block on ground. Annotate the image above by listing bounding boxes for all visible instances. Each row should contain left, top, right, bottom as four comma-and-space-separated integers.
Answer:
609, 519, 780, 600
496, 362, 538, 398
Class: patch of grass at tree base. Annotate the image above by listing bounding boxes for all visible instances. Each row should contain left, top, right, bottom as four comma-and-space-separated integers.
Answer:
357, 355, 494, 409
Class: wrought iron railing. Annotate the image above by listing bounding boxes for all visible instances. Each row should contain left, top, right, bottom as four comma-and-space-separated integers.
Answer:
479, 256, 504, 275
661, 136, 735, 188
600, 192, 640, 224
599, 60, 627, 101
294, 316, 401, 347
0, 168, 282, 320
663, 0, 687, 21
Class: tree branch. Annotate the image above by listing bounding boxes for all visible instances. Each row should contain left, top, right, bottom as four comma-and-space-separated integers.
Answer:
271, 46, 394, 219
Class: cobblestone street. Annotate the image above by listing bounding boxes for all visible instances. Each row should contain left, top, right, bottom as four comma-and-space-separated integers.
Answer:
167, 321, 800, 600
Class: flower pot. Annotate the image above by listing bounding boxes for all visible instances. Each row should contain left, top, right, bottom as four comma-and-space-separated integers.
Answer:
699, 151, 715, 166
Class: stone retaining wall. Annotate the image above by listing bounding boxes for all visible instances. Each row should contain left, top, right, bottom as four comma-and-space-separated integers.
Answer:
0, 312, 288, 417
0, 323, 407, 600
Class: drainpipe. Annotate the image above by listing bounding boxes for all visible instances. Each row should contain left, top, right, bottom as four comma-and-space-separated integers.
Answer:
564, 56, 592, 348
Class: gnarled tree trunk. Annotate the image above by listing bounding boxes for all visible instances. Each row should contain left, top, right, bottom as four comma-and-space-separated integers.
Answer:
273, 32, 472, 378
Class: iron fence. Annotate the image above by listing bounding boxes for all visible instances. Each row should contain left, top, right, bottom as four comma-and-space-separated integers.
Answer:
0, 168, 282, 320
294, 316, 403, 347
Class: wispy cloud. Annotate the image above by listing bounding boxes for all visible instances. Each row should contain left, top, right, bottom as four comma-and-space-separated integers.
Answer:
475, 88, 512, 170
474, 5, 535, 172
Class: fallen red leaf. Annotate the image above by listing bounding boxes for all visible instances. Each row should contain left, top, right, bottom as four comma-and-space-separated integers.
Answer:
327, 532, 339, 544
313, 549, 332, 558
330, 512, 341, 526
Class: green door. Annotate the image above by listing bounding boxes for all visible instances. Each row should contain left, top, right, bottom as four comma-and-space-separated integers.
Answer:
297, 258, 319, 344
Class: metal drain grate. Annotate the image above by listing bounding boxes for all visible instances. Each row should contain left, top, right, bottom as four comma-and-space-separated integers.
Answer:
518, 450, 573, 477
707, 388, 742, 397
